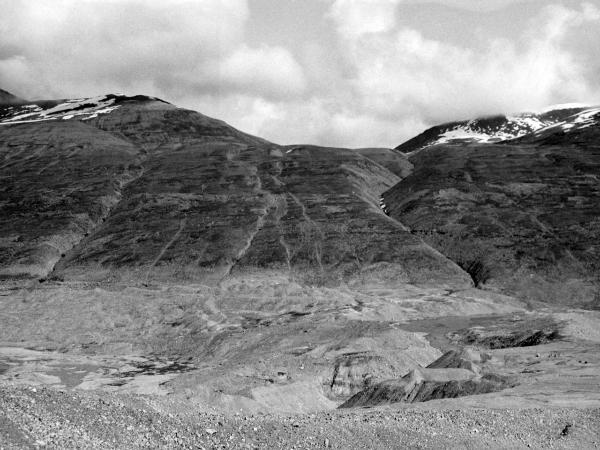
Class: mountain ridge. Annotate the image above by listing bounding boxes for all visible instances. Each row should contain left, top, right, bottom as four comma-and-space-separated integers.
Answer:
2, 90, 599, 308
386, 105, 600, 307
394, 106, 597, 154
0, 91, 470, 290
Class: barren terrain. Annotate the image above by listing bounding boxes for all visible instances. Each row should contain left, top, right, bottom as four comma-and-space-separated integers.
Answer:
1, 93, 599, 448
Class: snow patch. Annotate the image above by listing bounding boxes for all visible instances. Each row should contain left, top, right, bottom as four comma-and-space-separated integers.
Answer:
572, 107, 600, 124
0, 94, 122, 125
532, 107, 600, 135
433, 114, 554, 145
437, 128, 511, 144
425, 106, 599, 147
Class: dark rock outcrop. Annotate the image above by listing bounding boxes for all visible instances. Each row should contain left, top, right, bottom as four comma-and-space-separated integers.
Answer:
339, 350, 516, 408
339, 370, 515, 408
447, 315, 563, 349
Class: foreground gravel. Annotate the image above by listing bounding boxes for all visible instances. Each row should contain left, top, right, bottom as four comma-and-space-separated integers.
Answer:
1, 383, 599, 449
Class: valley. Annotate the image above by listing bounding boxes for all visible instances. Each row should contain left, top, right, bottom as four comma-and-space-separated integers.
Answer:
1, 92, 599, 448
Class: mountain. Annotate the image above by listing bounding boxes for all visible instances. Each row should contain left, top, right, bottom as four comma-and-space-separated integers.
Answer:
2, 91, 598, 304
0, 93, 469, 288
387, 105, 600, 307
394, 106, 591, 154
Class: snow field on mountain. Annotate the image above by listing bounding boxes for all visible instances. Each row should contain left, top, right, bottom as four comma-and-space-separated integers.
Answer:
0, 95, 121, 125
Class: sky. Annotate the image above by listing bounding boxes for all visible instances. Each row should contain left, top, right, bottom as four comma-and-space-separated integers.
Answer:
1, 0, 600, 147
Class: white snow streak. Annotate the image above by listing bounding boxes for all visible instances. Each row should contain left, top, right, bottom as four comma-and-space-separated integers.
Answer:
0, 95, 121, 125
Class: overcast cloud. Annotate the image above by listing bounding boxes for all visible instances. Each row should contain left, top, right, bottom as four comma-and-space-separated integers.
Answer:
1, 0, 599, 147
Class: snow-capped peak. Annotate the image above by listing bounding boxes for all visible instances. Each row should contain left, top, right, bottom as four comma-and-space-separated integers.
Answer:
395, 104, 595, 153
435, 114, 551, 145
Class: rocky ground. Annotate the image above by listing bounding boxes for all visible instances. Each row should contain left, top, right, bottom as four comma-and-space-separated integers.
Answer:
1, 382, 599, 449
1, 277, 600, 448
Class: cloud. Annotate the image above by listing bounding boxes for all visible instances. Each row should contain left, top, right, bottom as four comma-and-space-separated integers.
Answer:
410, 0, 541, 12
215, 45, 307, 98
328, 0, 403, 37
1, 0, 599, 148
148, 0, 600, 148
0, 0, 306, 102
309, 0, 600, 145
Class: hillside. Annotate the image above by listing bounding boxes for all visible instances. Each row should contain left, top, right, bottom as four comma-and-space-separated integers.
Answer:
387, 106, 600, 308
0, 93, 468, 288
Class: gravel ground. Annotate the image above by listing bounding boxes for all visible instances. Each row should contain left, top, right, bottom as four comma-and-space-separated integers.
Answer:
1, 383, 599, 449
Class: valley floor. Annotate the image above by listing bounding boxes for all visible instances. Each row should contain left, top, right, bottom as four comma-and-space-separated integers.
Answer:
1, 276, 600, 448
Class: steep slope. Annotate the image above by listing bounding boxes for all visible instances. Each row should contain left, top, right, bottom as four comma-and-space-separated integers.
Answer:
0, 120, 142, 278
386, 110, 600, 307
394, 106, 589, 154
0, 93, 470, 288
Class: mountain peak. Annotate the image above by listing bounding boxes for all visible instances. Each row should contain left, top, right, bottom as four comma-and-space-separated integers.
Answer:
0, 93, 172, 125
395, 105, 596, 153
